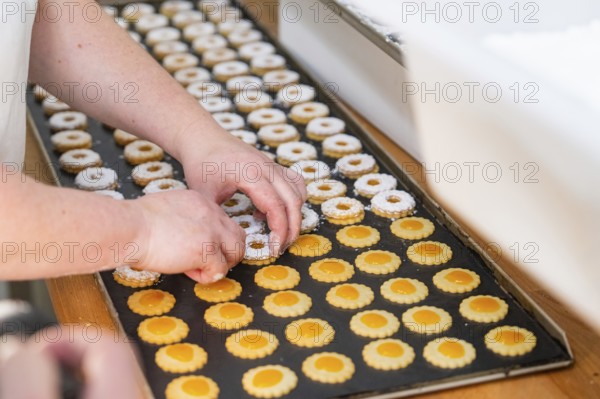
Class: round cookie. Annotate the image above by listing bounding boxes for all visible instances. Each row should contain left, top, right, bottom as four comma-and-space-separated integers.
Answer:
306, 179, 347, 205
239, 41, 275, 60
242, 365, 297, 399
113, 266, 160, 288
263, 290, 312, 318
247, 108, 287, 129
204, 302, 254, 330
289, 101, 329, 124
285, 318, 335, 348
350, 310, 400, 339
302, 352, 355, 384
322, 134, 362, 158
213, 60, 250, 82
321, 197, 365, 225
336, 153, 378, 179
49, 111, 88, 132
276, 141, 317, 166
402, 306, 452, 335
232, 214, 264, 234
221, 192, 253, 216
276, 84, 315, 107
226, 329, 279, 359
50, 130, 92, 152
288, 234, 332, 257
243, 233, 277, 266
143, 178, 187, 194
406, 241, 453, 266
354, 173, 397, 198
485, 326, 537, 356
59, 149, 102, 174
163, 53, 200, 73
156, 343, 208, 374
309, 258, 354, 283
187, 81, 222, 99
128, 289, 176, 316
192, 34, 227, 54
363, 339, 416, 371
433, 268, 481, 293
263, 69, 300, 92
212, 112, 245, 131
460, 295, 509, 323
75, 167, 118, 191
124, 140, 164, 165
326, 283, 374, 310
201, 47, 237, 67
257, 124, 299, 147
371, 190, 416, 219
336, 225, 380, 248
355, 250, 401, 275
228, 29, 262, 48
165, 375, 219, 399
132, 161, 174, 186
306, 117, 345, 141
251, 54, 286, 76
423, 337, 477, 369
254, 265, 300, 290
194, 278, 242, 303
226, 75, 263, 94
183, 21, 216, 41
154, 40, 189, 60
113, 128, 139, 146
391, 217, 435, 240
174, 66, 211, 86
290, 160, 331, 184
199, 96, 233, 113
300, 204, 319, 233
380, 278, 429, 305
230, 129, 258, 146
138, 316, 189, 345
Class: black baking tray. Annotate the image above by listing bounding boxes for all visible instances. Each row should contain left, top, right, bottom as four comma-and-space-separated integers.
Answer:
27, 1, 572, 398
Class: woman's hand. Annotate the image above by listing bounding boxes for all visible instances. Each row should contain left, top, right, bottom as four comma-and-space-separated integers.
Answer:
176, 126, 307, 255
133, 189, 246, 283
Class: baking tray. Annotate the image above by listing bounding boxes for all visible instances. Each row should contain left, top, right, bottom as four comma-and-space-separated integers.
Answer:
321, 0, 405, 65
27, 1, 572, 398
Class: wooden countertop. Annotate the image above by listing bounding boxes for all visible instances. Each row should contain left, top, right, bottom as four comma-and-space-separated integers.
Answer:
24, 2, 599, 397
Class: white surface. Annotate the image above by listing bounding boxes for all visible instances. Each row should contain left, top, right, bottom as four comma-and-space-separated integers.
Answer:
279, 0, 421, 161
361, 1, 600, 330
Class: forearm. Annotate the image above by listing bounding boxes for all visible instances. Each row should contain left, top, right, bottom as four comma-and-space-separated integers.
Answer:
28, 0, 224, 160
0, 168, 144, 279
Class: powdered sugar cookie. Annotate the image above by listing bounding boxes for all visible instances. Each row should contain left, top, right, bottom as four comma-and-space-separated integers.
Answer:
336, 153, 378, 179
321, 197, 364, 225
289, 160, 330, 183
322, 133, 362, 158
289, 101, 329, 124
143, 178, 187, 194
132, 161, 174, 186
306, 117, 345, 141
276, 142, 317, 166
75, 167, 118, 191
277, 84, 315, 107
257, 124, 299, 147
247, 108, 287, 129
354, 173, 397, 198
306, 179, 347, 205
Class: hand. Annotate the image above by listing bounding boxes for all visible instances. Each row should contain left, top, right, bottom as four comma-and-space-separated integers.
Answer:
133, 189, 246, 283
177, 127, 307, 255
0, 327, 142, 399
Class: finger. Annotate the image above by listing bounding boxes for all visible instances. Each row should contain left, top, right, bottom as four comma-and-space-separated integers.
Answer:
220, 216, 246, 266
240, 181, 289, 256
184, 244, 229, 284
0, 345, 60, 399
271, 176, 303, 248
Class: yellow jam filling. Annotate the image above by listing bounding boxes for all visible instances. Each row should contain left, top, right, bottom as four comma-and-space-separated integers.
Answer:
364, 252, 392, 265
240, 334, 269, 350
315, 356, 344, 372
439, 341, 465, 358
319, 261, 344, 274
470, 297, 500, 312
224, 199, 238, 207
391, 279, 416, 295
250, 241, 265, 249
445, 270, 473, 285
412, 310, 441, 325
361, 313, 388, 328
273, 292, 299, 306
182, 378, 210, 396
139, 291, 165, 307
263, 266, 289, 280
147, 318, 176, 335
497, 330, 526, 345
336, 285, 359, 300
415, 243, 442, 256
299, 322, 323, 338
253, 369, 283, 388
166, 344, 194, 362
399, 219, 424, 230
336, 203, 351, 211
295, 236, 320, 249
197, 279, 235, 293
376, 342, 404, 358
219, 303, 245, 319
345, 226, 372, 239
